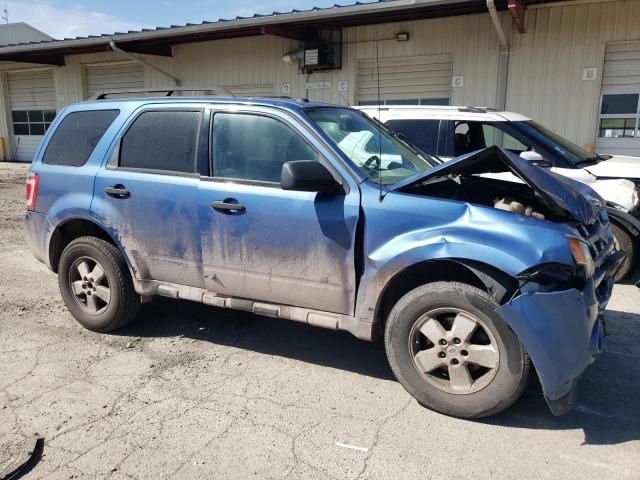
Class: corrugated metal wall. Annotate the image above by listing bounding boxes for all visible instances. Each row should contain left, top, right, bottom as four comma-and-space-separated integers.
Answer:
506, 0, 640, 150
1, 0, 640, 159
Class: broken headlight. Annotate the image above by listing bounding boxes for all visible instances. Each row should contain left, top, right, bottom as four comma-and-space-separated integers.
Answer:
568, 237, 595, 280
515, 239, 594, 291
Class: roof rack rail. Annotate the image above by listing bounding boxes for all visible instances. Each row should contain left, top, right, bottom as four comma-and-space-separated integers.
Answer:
457, 106, 499, 113
88, 86, 234, 101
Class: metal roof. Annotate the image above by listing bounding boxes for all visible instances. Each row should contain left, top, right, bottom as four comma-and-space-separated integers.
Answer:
0, 0, 561, 65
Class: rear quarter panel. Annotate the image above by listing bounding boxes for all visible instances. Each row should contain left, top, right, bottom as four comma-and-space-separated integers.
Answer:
30, 104, 137, 266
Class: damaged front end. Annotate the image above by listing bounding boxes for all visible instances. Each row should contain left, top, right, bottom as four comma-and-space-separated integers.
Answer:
498, 241, 625, 415
391, 146, 624, 415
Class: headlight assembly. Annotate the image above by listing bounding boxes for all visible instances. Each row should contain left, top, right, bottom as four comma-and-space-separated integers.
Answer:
568, 237, 595, 280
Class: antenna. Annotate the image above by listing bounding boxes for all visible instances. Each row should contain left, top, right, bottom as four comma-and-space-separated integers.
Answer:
2, 1, 8, 24
375, 32, 383, 202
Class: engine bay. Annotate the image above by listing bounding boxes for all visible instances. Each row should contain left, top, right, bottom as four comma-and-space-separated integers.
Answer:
405, 174, 563, 222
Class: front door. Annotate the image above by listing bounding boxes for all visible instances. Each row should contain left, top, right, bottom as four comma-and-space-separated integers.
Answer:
198, 108, 360, 314
91, 107, 206, 288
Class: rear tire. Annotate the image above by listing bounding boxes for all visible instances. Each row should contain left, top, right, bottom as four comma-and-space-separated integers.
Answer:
384, 282, 530, 419
612, 223, 634, 282
58, 236, 140, 332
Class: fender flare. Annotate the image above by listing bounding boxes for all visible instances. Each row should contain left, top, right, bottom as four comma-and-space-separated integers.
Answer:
47, 214, 137, 278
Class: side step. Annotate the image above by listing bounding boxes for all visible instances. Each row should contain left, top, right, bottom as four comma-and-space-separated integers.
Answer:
133, 279, 372, 340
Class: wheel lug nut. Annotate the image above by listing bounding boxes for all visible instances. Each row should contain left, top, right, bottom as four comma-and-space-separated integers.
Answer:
451, 359, 459, 365
453, 338, 461, 345
438, 352, 446, 358
438, 339, 447, 346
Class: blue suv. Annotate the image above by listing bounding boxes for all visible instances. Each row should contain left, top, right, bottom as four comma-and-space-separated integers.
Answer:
24, 95, 624, 418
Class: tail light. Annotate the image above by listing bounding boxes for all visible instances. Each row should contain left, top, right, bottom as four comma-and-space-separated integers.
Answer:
25, 172, 39, 211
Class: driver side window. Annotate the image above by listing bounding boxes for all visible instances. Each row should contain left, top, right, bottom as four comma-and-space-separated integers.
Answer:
212, 112, 319, 183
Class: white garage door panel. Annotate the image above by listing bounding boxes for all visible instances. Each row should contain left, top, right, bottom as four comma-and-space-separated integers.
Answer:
86, 62, 145, 97
226, 85, 275, 97
358, 54, 452, 104
596, 42, 640, 156
8, 70, 56, 162
602, 42, 640, 90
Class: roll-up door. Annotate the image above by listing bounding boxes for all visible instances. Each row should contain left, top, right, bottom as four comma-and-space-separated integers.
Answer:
85, 62, 145, 98
595, 42, 640, 156
357, 54, 452, 106
227, 84, 275, 97
8, 70, 56, 162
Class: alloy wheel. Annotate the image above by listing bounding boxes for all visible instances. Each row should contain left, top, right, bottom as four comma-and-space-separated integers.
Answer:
409, 308, 500, 394
68, 256, 111, 315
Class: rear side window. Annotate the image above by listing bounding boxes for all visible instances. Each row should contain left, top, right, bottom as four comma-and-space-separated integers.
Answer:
42, 110, 119, 166
385, 119, 440, 155
119, 111, 201, 173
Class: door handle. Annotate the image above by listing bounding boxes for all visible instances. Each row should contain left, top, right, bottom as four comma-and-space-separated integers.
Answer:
104, 186, 130, 198
211, 200, 245, 214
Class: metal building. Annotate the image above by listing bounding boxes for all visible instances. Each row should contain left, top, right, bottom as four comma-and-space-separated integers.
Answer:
0, 0, 639, 162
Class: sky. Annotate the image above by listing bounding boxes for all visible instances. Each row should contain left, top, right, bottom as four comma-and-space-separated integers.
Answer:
8, 0, 359, 39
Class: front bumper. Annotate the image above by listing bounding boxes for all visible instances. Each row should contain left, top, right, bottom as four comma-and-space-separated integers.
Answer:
496, 253, 621, 416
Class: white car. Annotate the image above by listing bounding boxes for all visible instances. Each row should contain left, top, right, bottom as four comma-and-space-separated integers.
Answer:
358, 105, 640, 281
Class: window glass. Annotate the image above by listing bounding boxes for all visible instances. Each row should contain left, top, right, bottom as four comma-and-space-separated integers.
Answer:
43, 110, 119, 166
11, 110, 27, 122
11, 109, 56, 137
386, 119, 440, 155
13, 123, 28, 135
480, 124, 528, 152
212, 113, 318, 182
599, 118, 637, 138
600, 94, 639, 114
306, 107, 439, 185
120, 111, 200, 173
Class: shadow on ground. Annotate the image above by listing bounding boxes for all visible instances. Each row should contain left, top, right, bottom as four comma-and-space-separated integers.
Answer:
115, 298, 640, 445
116, 297, 395, 381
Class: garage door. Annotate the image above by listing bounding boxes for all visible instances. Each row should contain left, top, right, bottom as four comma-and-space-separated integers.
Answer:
226, 84, 275, 97
357, 54, 452, 106
8, 70, 56, 162
85, 62, 145, 98
595, 42, 640, 156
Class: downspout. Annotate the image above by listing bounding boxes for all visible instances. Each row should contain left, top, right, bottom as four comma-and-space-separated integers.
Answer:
486, 0, 509, 111
109, 40, 180, 86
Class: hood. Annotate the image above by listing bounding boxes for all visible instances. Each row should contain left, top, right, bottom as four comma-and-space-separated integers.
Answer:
391, 146, 604, 224
584, 155, 640, 179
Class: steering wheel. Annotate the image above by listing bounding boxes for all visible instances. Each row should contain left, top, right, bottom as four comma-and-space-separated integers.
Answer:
364, 155, 381, 171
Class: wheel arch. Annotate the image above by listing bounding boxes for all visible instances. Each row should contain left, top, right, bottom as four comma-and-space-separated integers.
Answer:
49, 218, 122, 274
372, 259, 517, 341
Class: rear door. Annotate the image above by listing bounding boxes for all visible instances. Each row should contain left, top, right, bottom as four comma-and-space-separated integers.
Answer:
91, 106, 208, 288
198, 106, 360, 314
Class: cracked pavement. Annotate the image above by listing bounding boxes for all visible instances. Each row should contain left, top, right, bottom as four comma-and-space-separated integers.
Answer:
1, 162, 639, 479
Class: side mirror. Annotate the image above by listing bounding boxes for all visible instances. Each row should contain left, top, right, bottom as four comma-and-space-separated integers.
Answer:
519, 150, 551, 167
519, 151, 544, 162
281, 160, 343, 193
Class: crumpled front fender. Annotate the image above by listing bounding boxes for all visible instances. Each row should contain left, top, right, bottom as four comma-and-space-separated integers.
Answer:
496, 288, 603, 405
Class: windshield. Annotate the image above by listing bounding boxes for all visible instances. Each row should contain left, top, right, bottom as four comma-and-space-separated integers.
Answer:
514, 121, 595, 166
305, 107, 438, 185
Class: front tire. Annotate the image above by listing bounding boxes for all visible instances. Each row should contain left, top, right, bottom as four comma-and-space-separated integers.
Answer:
384, 282, 530, 419
58, 236, 140, 332
612, 223, 634, 282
